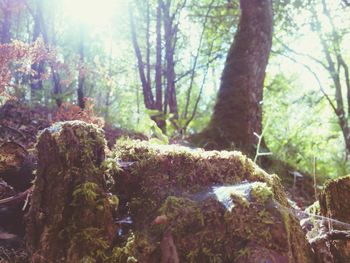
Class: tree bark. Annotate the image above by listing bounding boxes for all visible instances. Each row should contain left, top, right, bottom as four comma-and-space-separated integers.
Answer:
191, 0, 273, 156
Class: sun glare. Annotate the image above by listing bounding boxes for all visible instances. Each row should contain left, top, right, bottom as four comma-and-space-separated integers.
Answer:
62, 0, 126, 27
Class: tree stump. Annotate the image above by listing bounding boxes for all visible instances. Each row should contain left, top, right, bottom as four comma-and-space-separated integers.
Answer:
26, 121, 116, 263
319, 175, 350, 262
109, 140, 315, 263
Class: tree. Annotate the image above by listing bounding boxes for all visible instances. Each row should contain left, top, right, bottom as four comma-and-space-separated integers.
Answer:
0, 0, 12, 44
26, 0, 63, 107
130, 0, 187, 133
276, 0, 350, 160
130, 0, 218, 135
77, 26, 86, 109
30, 0, 45, 95
311, 0, 350, 159
191, 0, 273, 156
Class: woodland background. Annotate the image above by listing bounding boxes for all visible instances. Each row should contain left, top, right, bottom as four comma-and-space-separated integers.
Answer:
1, 0, 350, 181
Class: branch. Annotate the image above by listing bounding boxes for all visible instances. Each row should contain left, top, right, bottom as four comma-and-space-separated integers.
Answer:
129, 5, 154, 109
276, 39, 328, 70
273, 50, 338, 115
183, 0, 215, 120
342, 0, 350, 6
0, 187, 33, 206
183, 42, 215, 132
338, 55, 350, 116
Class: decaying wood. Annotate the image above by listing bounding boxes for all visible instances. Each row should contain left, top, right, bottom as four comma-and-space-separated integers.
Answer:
318, 175, 350, 262
26, 121, 116, 263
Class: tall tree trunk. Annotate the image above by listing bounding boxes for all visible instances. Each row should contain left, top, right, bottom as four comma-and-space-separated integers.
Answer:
30, 0, 62, 107
162, 0, 179, 124
1, 0, 11, 44
191, 0, 273, 156
30, 2, 45, 95
77, 27, 85, 109
155, 1, 166, 132
130, 7, 154, 110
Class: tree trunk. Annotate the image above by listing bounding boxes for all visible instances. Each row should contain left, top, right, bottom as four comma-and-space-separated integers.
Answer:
191, 0, 273, 156
26, 121, 116, 262
130, 7, 154, 110
155, 1, 166, 132
1, 0, 11, 44
162, 0, 179, 122
30, 0, 62, 107
77, 27, 85, 109
30, 1, 45, 95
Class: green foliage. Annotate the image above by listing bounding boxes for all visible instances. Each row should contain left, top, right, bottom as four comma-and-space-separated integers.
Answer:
3, 0, 350, 182
263, 73, 350, 180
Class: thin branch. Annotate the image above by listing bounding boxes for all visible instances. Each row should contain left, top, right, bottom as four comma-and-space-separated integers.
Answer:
183, 42, 215, 132
183, 0, 215, 120
129, 5, 154, 109
273, 49, 338, 114
276, 39, 328, 70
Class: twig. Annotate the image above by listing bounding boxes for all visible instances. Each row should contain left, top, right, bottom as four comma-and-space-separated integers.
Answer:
313, 156, 317, 201
0, 187, 33, 206
253, 120, 273, 163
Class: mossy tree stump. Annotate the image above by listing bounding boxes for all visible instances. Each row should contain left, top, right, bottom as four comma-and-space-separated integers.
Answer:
109, 140, 314, 263
26, 121, 116, 263
319, 175, 350, 262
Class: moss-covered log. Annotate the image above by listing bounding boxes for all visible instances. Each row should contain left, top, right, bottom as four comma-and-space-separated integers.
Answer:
26, 121, 117, 263
109, 140, 314, 262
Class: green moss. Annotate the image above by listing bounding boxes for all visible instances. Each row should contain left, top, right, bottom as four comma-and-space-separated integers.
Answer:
305, 201, 320, 215
250, 182, 273, 203
31, 121, 123, 262
319, 175, 350, 224
40, 120, 106, 166
107, 139, 314, 262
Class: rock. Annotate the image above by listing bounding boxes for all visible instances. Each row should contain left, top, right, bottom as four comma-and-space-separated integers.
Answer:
108, 140, 315, 262
319, 175, 350, 262
25, 121, 117, 263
